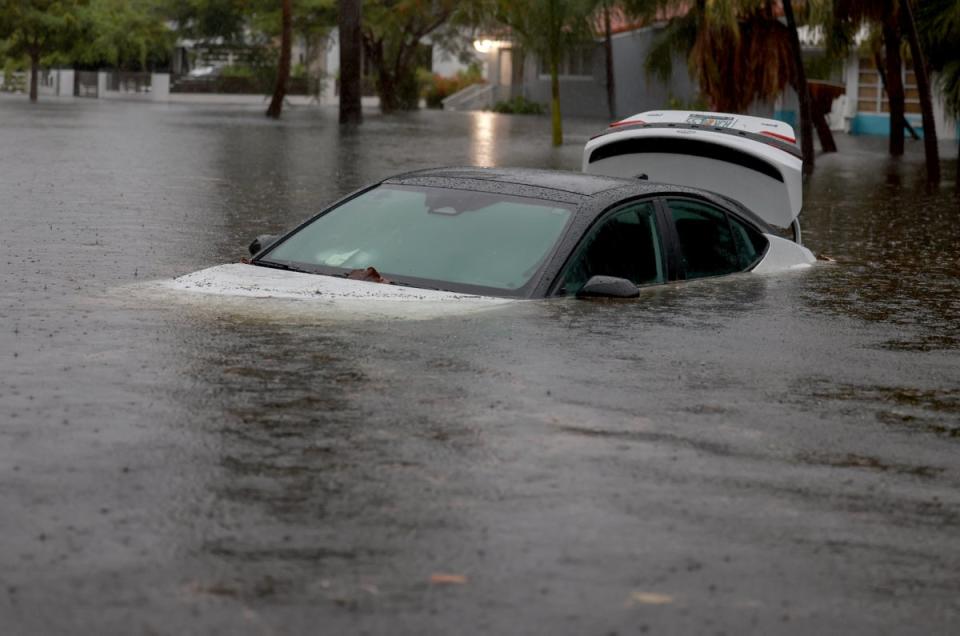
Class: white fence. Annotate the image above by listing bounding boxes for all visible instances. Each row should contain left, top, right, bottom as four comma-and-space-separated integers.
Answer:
3, 69, 172, 101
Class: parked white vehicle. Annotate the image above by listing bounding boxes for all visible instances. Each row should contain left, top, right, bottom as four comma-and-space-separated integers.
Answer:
583, 109, 815, 268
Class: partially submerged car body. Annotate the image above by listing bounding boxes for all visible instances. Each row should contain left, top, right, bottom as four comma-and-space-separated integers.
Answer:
169, 110, 815, 303
179, 167, 811, 299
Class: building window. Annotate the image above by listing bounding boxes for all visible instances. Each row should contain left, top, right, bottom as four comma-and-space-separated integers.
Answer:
539, 47, 594, 78
857, 58, 921, 114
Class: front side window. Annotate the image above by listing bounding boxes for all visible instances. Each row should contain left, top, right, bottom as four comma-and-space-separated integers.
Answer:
667, 199, 741, 279
557, 201, 664, 295
260, 185, 573, 294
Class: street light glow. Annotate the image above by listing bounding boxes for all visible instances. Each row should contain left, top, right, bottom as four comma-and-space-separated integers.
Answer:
473, 39, 507, 53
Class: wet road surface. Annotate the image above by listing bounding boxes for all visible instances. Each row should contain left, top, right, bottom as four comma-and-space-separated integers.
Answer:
1, 97, 959, 634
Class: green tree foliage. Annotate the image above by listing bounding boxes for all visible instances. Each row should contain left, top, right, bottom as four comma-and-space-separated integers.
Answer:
493, 0, 595, 145
0, 0, 86, 100
71, 0, 174, 70
919, 0, 960, 116
165, 0, 332, 112
360, 0, 479, 113
163, 0, 250, 43
247, 0, 334, 43
251, 0, 333, 117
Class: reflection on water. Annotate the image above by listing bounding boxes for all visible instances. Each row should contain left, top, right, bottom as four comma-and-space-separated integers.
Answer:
799, 141, 960, 350
471, 111, 496, 166
1, 99, 959, 634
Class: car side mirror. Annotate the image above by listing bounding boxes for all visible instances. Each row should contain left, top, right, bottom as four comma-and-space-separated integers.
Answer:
248, 234, 279, 256
576, 275, 640, 299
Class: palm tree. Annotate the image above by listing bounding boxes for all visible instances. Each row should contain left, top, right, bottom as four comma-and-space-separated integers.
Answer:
834, 0, 905, 156
901, 0, 939, 182
918, 0, 960, 184
495, 0, 594, 145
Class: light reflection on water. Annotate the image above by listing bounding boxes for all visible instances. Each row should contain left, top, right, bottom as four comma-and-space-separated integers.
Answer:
470, 110, 496, 166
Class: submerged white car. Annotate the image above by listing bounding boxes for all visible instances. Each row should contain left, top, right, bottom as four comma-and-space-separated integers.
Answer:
172, 111, 815, 301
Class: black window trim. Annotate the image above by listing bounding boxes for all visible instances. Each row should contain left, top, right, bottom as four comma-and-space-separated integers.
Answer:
548, 196, 668, 297
726, 212, 770, 271
653, 197, 683, 281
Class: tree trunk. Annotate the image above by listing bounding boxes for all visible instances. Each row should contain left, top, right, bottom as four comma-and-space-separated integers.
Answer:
338, 0, 363, 124
603, 3, 616, 120
873, 50, 920, 139
29, 52, 39, 103
902, 0, 940, 182
377, 70, 398, 113
511, 47, 525, 95
812, 108, 837, 153
368, 41, 419, 113
266, 0, 292, 119
783, 0, 814, 174
882, 5, 905, 156
550, 57, 562, 146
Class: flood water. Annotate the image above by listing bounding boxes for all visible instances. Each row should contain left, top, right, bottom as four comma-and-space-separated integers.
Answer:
1, 97, 959, 634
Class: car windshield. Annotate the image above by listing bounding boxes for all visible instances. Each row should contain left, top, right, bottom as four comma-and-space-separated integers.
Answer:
260, 184, 574, 293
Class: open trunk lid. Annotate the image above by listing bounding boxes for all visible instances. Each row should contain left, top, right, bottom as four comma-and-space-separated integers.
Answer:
583, 111, 803, 229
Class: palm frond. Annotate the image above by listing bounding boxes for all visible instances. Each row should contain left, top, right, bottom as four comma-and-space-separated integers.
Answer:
644, 12, 696, 84
939, 60, 960, 117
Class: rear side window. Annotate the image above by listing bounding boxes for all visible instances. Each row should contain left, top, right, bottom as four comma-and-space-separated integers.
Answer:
558, 201, 664, 295
728, 216, 768, 269
667, 199, 740, 279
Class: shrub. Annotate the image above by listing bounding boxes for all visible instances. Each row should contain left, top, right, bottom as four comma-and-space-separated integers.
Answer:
220, 65, 255, 78
422, 64, 485, 109
492, 95, 543, 115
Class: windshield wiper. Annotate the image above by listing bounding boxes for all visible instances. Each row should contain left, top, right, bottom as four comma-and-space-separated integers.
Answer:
253, 260, 312, 274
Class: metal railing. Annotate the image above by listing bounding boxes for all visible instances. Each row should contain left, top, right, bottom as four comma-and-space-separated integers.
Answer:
106, 72, 152, 93
0, 71, 27, 93
75, 71, 98, 97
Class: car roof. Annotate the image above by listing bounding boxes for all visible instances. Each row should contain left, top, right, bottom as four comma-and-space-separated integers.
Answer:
385, 167, 638, 198
382, 166, 774, 232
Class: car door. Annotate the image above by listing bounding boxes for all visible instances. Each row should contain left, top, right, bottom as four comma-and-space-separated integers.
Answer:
662, 197, 768, 280
552, 199, 666, 296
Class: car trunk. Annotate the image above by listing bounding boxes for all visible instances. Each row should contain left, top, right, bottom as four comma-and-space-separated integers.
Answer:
582, 111, 803, 229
